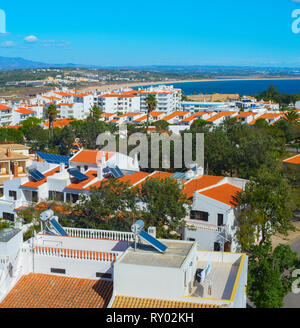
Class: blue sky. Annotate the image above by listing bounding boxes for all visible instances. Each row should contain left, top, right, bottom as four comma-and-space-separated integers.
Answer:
0, 0, 300, 66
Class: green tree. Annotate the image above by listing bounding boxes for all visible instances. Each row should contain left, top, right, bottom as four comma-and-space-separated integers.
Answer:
73, 178, 138, 230
247, 240, 300, 308
145, 94, 157, 131
236, 166, 295, 250
88, 104, 102, 121
139, 177, 190, 238
45, 104, 58, 137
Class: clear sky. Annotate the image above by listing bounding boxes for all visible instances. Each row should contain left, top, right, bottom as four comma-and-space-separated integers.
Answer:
0, 0, 300, 67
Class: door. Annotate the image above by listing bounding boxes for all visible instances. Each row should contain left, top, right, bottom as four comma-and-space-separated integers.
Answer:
224, 241, 231, 252
217, 214, 224, 227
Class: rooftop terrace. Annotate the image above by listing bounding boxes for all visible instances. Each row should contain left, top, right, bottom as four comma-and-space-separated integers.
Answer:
118, 240, 194, 268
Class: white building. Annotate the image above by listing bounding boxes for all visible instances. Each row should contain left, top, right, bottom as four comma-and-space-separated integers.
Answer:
0, 224, 248, 308
182, 174, 248, 253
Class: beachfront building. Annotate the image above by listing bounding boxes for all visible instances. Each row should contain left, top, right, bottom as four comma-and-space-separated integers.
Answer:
138, 85, 182, 114
0, 223, 248, 308
94, 89, 141, 114
181, 101, 238, 112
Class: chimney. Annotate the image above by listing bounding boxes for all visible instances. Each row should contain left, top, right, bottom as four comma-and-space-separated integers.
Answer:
97, 165, 103, 181
102, 152, 106, 166
7, 148, 11, 158
60, 163, 64, 172
13, 162, 18, 178
197, 166, 204, 177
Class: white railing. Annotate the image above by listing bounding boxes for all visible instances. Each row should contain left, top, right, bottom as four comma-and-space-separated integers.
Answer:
33, 246, 121, 262
186, 220, 224, 233
64, 227, 134, 241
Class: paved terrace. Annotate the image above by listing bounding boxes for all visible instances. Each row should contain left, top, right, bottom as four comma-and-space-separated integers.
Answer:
190, 251, 244, 301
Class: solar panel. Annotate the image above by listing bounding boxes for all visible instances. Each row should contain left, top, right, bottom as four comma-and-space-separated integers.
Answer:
49, 218, 68, 236
138, 230, 168, 253
109, 167, 119, 178
114, 166, 124, 178
36, 152, 70, 166
68, 168, 89, 181
29, 169, 46, 181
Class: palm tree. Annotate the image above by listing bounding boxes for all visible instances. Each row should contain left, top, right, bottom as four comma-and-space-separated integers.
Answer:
145, 94, 157, 131
283, 109, 300, 125
45, 104, 58, 137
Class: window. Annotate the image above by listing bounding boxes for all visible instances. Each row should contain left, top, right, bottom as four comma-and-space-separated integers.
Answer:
218, 214, 224, 227
188, 238, 195, 241
49, 191, 64, 201
9, 190, 17, 200
214, 242, 221, 252
190, 210, 209, 222
51, 268, 66, 274
32, 191, 38, 203
3, 212, 14, 222
66, 193, 79, 203
96, 272, 112, 279
84, 165, 88, 171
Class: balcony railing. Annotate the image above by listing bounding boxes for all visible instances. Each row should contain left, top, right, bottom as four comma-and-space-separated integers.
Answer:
33, 246, 121, 262
185, 219, 224, 233
64, 227, 134, 241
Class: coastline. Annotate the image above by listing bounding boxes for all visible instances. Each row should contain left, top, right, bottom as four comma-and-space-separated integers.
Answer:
78, 76, 300, 93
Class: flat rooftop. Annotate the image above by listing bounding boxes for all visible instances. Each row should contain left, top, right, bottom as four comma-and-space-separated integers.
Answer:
190, 252, 243, 301
118, 240, 194, 268
0, 228, 21, 243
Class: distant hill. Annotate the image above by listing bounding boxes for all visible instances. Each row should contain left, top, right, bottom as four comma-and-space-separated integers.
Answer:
0, 56, 80, 70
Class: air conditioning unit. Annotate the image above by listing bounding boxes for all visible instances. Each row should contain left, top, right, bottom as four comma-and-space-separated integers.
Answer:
148, 227, 156, 238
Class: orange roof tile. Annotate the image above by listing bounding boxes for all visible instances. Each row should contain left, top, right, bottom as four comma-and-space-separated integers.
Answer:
180, 111, 207, 123
111, 296, 220, 308
206, 111, 237, 122
66, 170, 98, 190
15, 108, 36, 115
283, 154, 300, 165
199, 183, 241, 208
183, 176, 224, 199
0, 104, 12, 110
44, 119, 74, 128
162, 111, 190, 122
70, 150, 115, 165
21, 166, 60, 189
0, 273, 113, 308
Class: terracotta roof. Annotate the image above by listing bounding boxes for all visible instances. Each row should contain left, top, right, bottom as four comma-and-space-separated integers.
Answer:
183, 176, 224, 199
0, 273, 113, 308
15, 108, 36, 115
0, 104, 12, 110
199, 183, 241, 208
283, 154, 300, 165
134, 171, 174, 189
134, 115, 147, 122
237, 112, 257, 118
206, 111, 237, 122
44, 119, 74, 128
249, 113, 283, 125
66, 170, 98, 190
70, 150, 115, 165
162, 111, 190, 122
21, 166, 60, 189
111, 296, 221, 308
180, 111, 207, 123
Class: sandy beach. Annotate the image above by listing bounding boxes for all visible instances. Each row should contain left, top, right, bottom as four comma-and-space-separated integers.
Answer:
78, 76, 300, 93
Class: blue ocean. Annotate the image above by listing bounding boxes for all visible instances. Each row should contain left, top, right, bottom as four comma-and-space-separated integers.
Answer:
135, 79, 300, 96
